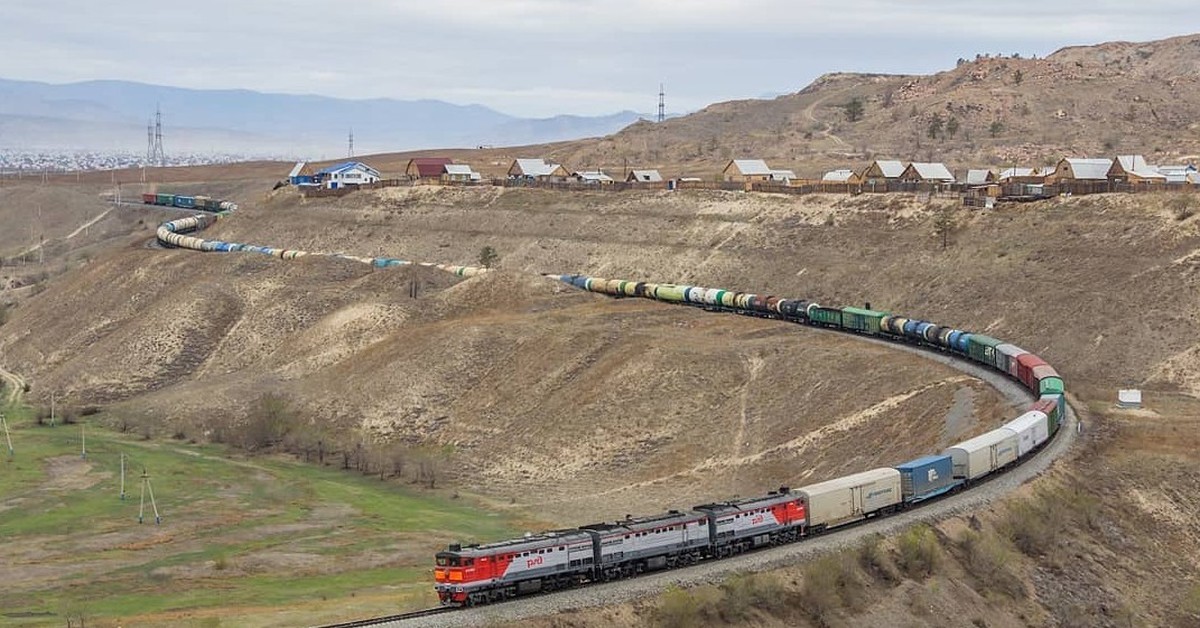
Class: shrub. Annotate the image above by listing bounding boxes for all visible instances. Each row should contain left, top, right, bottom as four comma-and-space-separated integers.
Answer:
896, 524, 941, 579
718, 572, 790, 620
1003, 496, 1059, 557
858, 533, 900, 583
798, 553, 864, 626
957, 529, 1025, 598
1168, 195, 1197, 221
652, 585, 719, 628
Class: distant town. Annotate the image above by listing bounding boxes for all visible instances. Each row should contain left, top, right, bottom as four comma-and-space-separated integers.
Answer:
0, 150, 291, 175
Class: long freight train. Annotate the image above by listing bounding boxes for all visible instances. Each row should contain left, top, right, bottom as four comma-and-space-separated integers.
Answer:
142, 192, 236, 213
151, 212, 1068, 608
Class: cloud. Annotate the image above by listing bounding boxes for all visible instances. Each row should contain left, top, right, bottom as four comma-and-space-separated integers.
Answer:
0, 1, 1195, 116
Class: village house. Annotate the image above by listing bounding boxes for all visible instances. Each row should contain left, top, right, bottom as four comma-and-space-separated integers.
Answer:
287, 161, 314, 186
1157, 164, 1199, 183
406, 157, 454, 180
573, 170, 614, 184
314, 161, 380, 189
964, 169, 997, 186
442, 164, 482, 183
1108, 155, 1167, 184
626, 169, 663, 183
508, 158, 570, 182
1046, 157, 1113, 183
899, 162, 956, 183
861, 160, 906, 186
722, 159, 795, 183
821, 168, 862, 184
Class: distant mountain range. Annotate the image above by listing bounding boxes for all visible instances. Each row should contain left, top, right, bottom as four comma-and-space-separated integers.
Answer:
0, 78, 654, 157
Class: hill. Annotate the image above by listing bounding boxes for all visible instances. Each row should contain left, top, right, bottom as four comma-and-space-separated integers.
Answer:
531, 33, 1200, 177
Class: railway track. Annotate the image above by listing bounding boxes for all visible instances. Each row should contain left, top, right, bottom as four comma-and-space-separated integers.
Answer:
318, 606, 454, 627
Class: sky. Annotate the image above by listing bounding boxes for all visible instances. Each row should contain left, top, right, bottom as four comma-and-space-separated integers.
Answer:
2, 1, 1198, 118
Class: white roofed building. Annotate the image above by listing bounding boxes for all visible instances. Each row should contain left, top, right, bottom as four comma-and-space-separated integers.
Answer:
822, 168, 862, 184
508, 158, 570, 181
1048, 157, 1113, 182
573, 170, 614, 184
626, 169, 664, 183
723, 159, 774, 182
965, 169, 997, 185
900, 162, 956, 183
1109, 155, 1167, 183
442, 163, 482, 182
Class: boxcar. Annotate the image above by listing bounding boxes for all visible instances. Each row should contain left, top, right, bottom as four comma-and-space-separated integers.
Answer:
798, 468, 902, 532
944, 428, 1019, 480
841, 306, 887, 334
808, 306, 844, 328
1032, 365, 1064, 395
1002, 410, 1049, 457
966, 334, 1004, 371
995, 343, 1029, 379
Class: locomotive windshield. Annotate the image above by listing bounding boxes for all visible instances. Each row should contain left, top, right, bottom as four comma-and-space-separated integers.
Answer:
435, 554, 461, 567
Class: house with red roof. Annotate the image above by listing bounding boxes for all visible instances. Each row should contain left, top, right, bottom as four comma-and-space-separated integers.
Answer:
406, 157, 454, 180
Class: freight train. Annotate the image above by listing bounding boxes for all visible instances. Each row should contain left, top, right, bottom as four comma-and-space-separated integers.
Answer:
142, 192, 236, 213
431, 275, 1067, 606
150, 211, 1069, 609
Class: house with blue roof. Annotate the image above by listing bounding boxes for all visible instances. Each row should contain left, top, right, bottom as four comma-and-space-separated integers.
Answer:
314, 161, 381, 189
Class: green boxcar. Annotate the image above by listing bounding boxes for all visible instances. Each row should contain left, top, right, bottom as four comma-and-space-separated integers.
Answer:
841, 306, 888, 334
155, 193, 174, 205
966, 334, 1004, 370
810, 306, 844, 327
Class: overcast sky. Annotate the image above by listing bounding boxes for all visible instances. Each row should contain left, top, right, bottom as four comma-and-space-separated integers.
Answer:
3, 1, 1197, 118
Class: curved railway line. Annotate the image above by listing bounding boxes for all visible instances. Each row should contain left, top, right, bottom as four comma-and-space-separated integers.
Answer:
145, 203, 1078, 626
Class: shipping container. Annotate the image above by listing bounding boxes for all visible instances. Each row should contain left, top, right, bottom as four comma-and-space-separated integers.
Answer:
842, 306, 887, 334
894, 454, 959, 502
1032, 365, 1064, 395
1003, 410, 1049, 457
966, 334, 1004, 370
944, 428, 1019, 480
996, 344, 1029, 379
809, 306, 844, 327
798, 468, 902, 531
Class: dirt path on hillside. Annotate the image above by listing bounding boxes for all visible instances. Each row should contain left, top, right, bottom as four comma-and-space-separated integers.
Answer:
803, 90, 851, 150
0, 365, 25, 406
13, 206, 115, 260
404, 337, 1080, 628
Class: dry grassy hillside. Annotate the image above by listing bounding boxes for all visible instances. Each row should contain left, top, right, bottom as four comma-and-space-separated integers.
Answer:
0, 217, 1008, 524
4, 182, 1200, 624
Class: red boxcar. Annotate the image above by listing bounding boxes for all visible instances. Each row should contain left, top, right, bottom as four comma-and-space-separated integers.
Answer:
1015, 353, 1048, 392
141, 193, 156, 204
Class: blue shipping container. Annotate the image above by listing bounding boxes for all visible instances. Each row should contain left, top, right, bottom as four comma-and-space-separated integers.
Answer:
895, 454, 959, 503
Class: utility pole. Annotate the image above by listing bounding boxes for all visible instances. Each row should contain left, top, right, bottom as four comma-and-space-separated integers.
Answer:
139, 468, 161, 525
120, 453, 126, 499
1, 412, 12, 457
50, 390, 56, 426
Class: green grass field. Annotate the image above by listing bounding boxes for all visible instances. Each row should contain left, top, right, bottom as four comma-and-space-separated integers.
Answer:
0, 408, 523, 627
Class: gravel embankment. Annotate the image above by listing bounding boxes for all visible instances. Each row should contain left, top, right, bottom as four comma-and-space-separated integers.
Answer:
369, 324, 1080, 628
